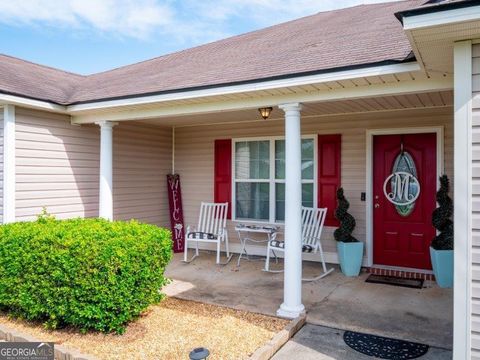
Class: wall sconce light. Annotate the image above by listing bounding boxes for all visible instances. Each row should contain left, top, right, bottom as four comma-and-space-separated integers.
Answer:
258, 107, 273, 120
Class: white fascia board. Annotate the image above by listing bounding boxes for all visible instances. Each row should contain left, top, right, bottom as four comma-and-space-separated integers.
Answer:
403, 5, 480, 30
67, 62, 421, 113
71, 76, 452, 124
0, 93, 67, 113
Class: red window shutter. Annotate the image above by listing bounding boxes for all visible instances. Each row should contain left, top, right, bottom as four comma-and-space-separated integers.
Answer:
318, 134, 341, 226
214, 139, 232, 219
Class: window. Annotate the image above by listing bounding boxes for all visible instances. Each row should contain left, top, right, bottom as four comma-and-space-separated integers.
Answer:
233, 137, 315, 223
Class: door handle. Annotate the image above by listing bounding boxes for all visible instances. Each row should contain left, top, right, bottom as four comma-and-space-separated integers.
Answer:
374, 203, 380, 208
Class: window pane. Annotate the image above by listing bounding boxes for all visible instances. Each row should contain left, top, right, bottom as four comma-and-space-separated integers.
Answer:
275, 140, 285, 179
302, 183, 314, 208
275, 183, 286, 221
235, 141, 270, 179
275, 139, 314, 180
236, 182, 269, 220
275, 183, 315, 221
301, 139, 314, 179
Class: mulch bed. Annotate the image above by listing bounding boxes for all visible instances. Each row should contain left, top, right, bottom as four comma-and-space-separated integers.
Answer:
0, 297, 288, 360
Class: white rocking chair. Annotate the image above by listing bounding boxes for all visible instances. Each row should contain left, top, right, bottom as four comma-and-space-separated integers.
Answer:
264, 206, 334, 281
183, 202, 233, 265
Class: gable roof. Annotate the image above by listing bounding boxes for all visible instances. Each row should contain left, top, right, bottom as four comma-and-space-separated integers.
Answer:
0, 0, 427, 106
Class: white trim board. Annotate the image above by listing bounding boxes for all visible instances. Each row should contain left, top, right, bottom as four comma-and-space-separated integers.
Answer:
365, 126, 444, 268
452, 40, 472, 360
403, 5, 480, 31
2, 105, 15, 223
70, 77, 453, 124
68, 63, 421, 114
0, 94, 67, 114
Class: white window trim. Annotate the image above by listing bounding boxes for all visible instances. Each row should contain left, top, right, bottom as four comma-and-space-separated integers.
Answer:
231, 135, 317, 224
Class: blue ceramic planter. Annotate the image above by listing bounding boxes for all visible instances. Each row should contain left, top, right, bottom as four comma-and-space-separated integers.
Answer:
430, 247, 453, 288
337, 241, 364, 277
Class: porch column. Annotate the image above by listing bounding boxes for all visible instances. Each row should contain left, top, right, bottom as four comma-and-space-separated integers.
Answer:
3, 105, 15, 223
453, 40, 473, 360
96, 121, 116, 220
278, 102, 305, 318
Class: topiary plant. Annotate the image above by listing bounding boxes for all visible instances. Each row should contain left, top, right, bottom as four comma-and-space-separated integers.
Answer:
431, 175, 453, 250
334, 187, 358, 243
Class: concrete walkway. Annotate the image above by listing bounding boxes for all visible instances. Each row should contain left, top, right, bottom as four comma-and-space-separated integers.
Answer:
164, 252, 452, 349
272, 324, 452, 359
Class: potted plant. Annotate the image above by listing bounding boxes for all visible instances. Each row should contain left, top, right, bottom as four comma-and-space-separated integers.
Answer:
334, 188, 363, 276
430, 175, 454, 288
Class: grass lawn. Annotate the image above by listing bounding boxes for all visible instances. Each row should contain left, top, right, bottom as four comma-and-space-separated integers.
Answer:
0, 297, 288, 359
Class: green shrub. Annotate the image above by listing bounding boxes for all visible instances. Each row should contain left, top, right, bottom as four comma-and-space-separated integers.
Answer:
0, 216, 172, 333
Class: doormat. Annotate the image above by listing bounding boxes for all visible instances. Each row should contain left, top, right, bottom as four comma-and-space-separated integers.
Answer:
365, 274, 424, 289
343, 331, 429, 359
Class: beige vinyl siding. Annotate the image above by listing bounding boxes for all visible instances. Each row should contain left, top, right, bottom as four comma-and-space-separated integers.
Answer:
0, 109, 3, 223
15, 109, 172, 226
113, 123, 171, 227
175, 107, 453, 259
15, 108, 100, 220
472, 43, 480, 358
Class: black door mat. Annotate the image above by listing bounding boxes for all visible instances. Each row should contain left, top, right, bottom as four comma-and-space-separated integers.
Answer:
366, 274, 424, 289
343, 331, 429, 359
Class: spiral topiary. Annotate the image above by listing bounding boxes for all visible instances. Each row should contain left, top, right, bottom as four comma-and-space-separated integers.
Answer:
431, 175, 453, 250
334, 187, 358, 243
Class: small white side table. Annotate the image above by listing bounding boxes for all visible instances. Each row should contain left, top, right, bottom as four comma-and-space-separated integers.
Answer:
235, 223, 279, 267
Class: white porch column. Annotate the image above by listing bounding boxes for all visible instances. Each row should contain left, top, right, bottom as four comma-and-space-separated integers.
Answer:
96, 121, 116, 220
277, 102, 305, 318
453, 40, 473, 360
3, 105, 15, 223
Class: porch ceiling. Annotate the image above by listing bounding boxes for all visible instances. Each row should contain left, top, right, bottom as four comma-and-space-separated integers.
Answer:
136, 90, 453, 128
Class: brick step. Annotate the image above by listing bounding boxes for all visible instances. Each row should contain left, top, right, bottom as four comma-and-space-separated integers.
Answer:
366, 267, 435, 281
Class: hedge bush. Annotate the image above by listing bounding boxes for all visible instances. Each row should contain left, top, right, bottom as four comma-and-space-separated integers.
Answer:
0, 215, 172, 333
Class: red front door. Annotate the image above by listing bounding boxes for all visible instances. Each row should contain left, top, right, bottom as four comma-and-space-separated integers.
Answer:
373, 133, 436, 270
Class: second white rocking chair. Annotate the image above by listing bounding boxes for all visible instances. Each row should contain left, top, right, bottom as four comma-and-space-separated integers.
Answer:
183, 202, 233, 265
264, 206, 334, 281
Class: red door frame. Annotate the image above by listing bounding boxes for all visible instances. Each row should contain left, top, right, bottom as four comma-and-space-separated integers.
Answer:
367, 128, 442, 270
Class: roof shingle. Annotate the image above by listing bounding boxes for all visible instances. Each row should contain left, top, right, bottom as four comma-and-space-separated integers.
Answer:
0, 0, 427, 105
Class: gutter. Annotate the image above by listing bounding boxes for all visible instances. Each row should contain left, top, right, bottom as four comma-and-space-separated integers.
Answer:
395, 0, 480, 24
1, 60, 421, 114
66, 58, 416, 107
0, 93, 67, 113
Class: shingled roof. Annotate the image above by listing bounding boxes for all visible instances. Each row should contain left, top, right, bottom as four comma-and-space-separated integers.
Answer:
0, 0, 428, 105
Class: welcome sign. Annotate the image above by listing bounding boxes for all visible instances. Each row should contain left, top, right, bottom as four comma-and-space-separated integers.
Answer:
167, 174, 185, 253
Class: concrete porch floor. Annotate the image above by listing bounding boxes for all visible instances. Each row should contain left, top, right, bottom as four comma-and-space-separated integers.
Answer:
164, 252, 453, 350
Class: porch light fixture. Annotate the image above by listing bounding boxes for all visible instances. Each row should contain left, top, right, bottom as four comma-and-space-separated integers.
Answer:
258, 107, 273, 120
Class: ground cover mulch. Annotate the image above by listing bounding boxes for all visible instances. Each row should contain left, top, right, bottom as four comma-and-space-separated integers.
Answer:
0, 297, 288, 359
